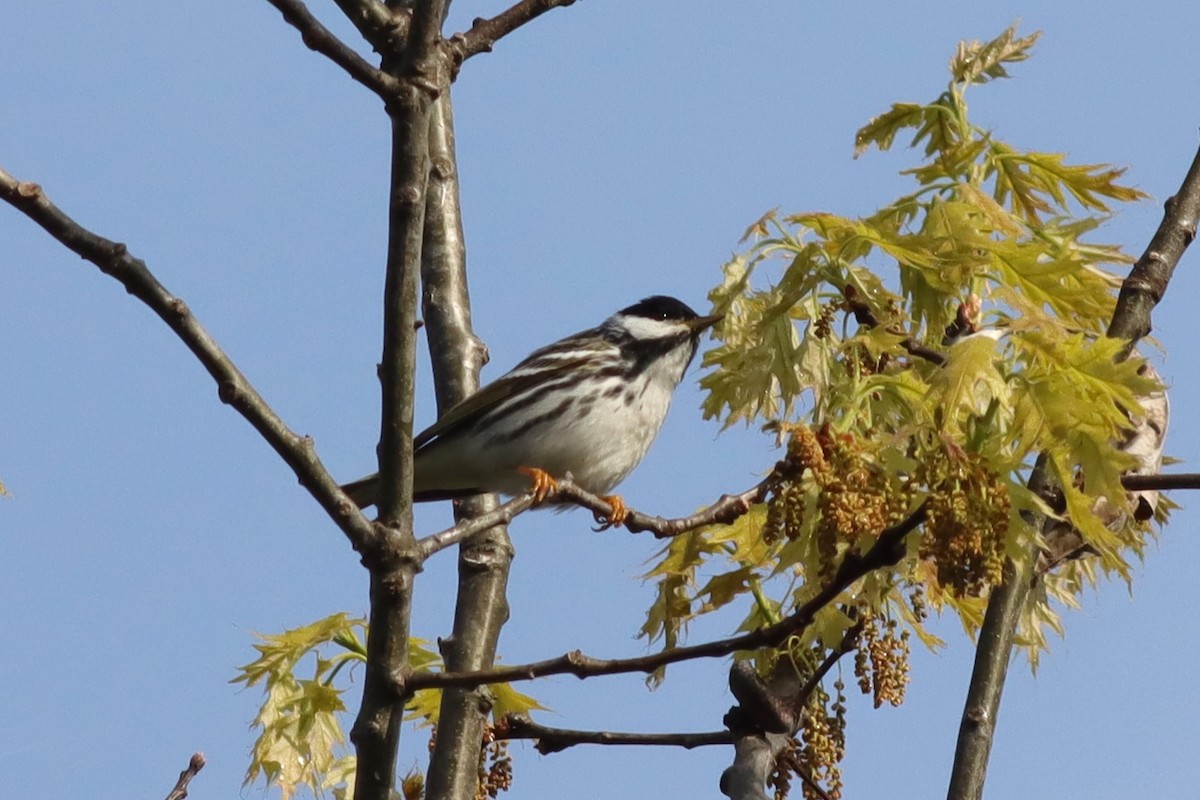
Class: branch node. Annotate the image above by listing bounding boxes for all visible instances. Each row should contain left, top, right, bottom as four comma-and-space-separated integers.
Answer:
399, 184, 423, 206
387, 665, 411, 700
166, 297, 189, 318
431, 155, 455, 181
164, 751, 206, 800
727, 661, 796, 733
217, 380, 240, 405
16, 181, 41, 199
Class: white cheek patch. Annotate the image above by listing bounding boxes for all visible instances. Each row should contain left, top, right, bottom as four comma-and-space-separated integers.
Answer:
619, 315, 685, 341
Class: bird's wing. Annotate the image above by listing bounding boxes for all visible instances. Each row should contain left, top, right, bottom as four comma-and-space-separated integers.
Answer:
413, 339, 607, 450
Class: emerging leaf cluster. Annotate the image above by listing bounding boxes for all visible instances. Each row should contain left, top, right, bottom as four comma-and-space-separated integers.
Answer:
645, 25, 1161, 693
233, 613, 543, 799
232, 613, 368, 800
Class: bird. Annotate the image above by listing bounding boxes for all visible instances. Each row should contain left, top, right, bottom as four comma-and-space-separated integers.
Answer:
341, 295, 722, 525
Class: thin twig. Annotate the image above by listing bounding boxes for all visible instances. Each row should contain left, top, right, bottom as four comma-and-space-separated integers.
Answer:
842, 285, 947, 366
781, 750, 834, 800
793, 621, 862, 714
413, 466, 1191, 562
0, 168, 382, 555
262, 0, 401, 97
416, 474, 773, 559
449, 0, 579, 65
1108, 142, 1200, 353
497, 714, 733, 754
417, 495, 533, 558
1121, 472, 1200, 491
164, 753, 206, 800
617, 478, 775, 537
404, 503, 926, 692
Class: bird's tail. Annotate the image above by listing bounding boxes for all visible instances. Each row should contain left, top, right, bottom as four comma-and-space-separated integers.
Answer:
340, 473, 379, 509
339, 473, 486, 508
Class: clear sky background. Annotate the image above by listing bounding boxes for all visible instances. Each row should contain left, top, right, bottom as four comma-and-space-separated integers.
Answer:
2, 2, 1199, 798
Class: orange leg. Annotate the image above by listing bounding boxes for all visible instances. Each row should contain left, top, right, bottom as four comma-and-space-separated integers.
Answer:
598, 494, 630, 528
517, 466, 559, 505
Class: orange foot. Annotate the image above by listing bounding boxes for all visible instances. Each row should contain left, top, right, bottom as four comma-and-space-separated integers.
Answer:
517, 466, 559, 505
598, 494, 630, 529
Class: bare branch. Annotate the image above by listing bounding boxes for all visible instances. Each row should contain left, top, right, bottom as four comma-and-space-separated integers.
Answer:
262, 0, 401, 97
351, 3, 451, 798
449, 0, 579, 65
1121, 472, 1200, 491
405, 503, 926, 692
417, 495, 533, 558
1108, 141, 1200, 351
617, 478, 775, 537
416, 474, 773, 559
0, 168, 382, 554
330, 0, 408, 50
164, 753, 206, 800
496, 714, 733, 754
946, 555, 1035, 800
721, 620, 861, 800
421, 88, 518, 800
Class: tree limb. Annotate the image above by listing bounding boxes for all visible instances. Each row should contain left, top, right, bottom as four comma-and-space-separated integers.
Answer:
405, 503, 926, 692
420, 87, 519, 800
350, 3, 450, 799
497, 714, 733, 754
163, 753, 206, 800
720, 619, 861, 800
1121, 472, 1200, 491
946, 140, 1200, 800
0, 168, 382, 554
262, 0, 401, 97
449, 0, 579, 65
944, 549, 1035, 800
331, 0, 409, 51
1107, 142, 1200, 352
415, 473, 774, 559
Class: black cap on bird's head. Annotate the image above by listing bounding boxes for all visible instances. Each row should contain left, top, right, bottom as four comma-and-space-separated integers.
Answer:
620, 295, 700, 321
617, 295, 723, 336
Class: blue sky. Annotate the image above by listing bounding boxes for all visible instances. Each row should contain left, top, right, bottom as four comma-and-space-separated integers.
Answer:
2, 2, 1199, 798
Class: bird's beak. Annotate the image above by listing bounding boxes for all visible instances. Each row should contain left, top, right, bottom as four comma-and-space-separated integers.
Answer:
686, 313, 724, 335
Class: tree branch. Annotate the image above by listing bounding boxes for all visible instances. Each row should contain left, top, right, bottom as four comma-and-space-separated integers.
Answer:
496, 714, 733, 754
842, 285, 947, 366
946, 140, 1200, 800
1121, 472, 1200, 491
350, 4, 450, 800
262, 0, 401, 97
416, 473, 774, 560
0, 168, 382, 554
945, 546, 1036, 800
405, 503, 926, 692
1108, 142, 1200, 351
163, 752, 206, 800
420, 87, 518, 800
330, 0, 409, 51
449, 0, 579, 65
721, 620, 861, 800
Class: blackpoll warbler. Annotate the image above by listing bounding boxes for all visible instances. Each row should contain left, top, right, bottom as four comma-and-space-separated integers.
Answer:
343, 295, 721, 522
